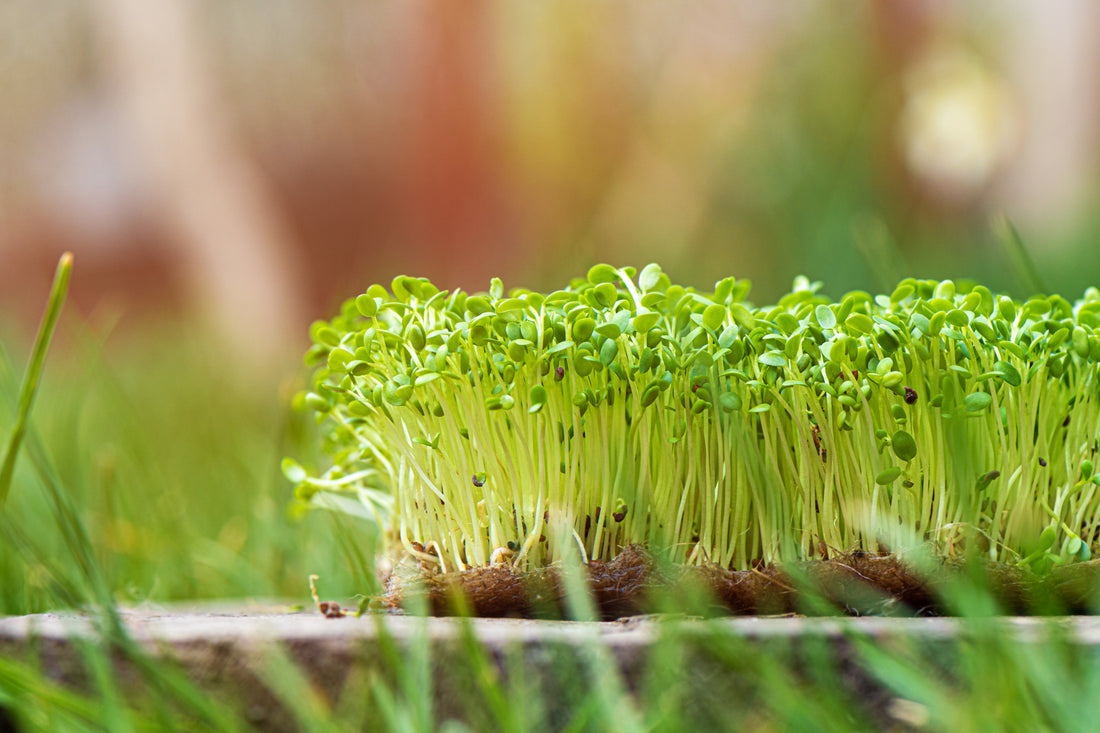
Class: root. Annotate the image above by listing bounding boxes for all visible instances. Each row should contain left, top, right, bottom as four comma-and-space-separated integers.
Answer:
379, 545, 1100, 620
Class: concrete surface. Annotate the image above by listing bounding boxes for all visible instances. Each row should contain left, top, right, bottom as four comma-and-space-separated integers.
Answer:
3, 607, 1100, 730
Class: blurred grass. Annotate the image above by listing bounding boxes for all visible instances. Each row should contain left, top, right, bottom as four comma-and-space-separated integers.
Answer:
5, 573, 1100, 731
0, 318, 378, 615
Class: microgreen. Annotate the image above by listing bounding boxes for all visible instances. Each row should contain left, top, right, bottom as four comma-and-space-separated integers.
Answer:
291, 265, 1100, 573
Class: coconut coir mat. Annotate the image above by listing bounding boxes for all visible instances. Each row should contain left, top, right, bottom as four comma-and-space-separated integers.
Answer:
380, 546, 1100, 619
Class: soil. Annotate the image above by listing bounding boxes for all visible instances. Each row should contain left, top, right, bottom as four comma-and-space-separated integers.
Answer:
382, 546, 1100, 619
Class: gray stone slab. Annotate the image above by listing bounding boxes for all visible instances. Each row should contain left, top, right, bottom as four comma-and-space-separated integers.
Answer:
3, 608, 1100, 730
7, 607, 1100, 648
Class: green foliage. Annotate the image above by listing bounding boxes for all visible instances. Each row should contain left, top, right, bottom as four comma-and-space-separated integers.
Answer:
294, 264, 1100, 573
0, 325, 375, 616
0, 253, 70, 507
7, 564, 1100, 731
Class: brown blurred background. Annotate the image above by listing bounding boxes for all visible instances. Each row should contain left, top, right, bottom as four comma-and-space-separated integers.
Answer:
6, 0, 1100, 613
3, 1, 1100, 365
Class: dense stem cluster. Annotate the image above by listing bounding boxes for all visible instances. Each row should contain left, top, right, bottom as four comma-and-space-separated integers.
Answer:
287, 264, 1100, 573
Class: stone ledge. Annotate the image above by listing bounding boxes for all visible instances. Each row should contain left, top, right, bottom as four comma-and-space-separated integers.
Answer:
5, 607, 1100, 646
2, 608, 1099, 730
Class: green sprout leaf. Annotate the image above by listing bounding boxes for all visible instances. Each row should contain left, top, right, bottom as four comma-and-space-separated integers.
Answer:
891, 431, 917, 462
528, 385, 548, 414
640, 383, 662, 407
638, 263, 663, 291
466, 295, 493, 315
593, 283, 617, 307
964, 392, 993, 412
587, 263, 619, 285
992, 360, 1021, 387
594, 323, 622, 340
355, 294, 379, 317
845, 313, 873, 335
945, 309, 969, 327
412, 433, 440, 449
291, 263, 1100, 575
486, 394, 515, 411
702, 304, 726, 332
315, 326, 341, 348
876, 467, 902, 485
599, 339, 620, 365
632, 312, 662, 331
281, 458, 308, 484
543, 341, 574, 357
572, 318, 596, 342
304, 393, 331, 412
729, 303, 754, 330
718, 393, 742, 412
1037, 525, 1057, 553
1066, 534, 1083, 557
976, 470, 1001, 491
758, 352, 786, 368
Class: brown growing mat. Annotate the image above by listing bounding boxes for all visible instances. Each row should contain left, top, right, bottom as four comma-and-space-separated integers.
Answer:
381, 546, 1100, 619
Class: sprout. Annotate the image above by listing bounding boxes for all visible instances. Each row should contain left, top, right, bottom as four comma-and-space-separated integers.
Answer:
289, 265, 1100, 573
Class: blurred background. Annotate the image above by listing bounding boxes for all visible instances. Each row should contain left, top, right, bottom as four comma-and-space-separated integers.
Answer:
2, 0, 1100, 612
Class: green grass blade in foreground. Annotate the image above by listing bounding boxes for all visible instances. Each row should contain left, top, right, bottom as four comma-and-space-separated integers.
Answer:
0, 654, 107, 730
558, 548, 645, 733
0, 252, 71, 507
254, 644, 344, 733
0, 346, 244, 732
852, 616, 1099, 731
454, 617, 530, 733
0, 342, 106, 608
992, 213, 1048, 295
369, 613, 433, 733
852, 215, 905, 295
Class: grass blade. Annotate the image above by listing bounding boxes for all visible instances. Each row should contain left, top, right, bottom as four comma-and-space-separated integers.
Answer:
0, 252, 72, 507
991, 213, 1048, 295
852, 214, 905, 294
